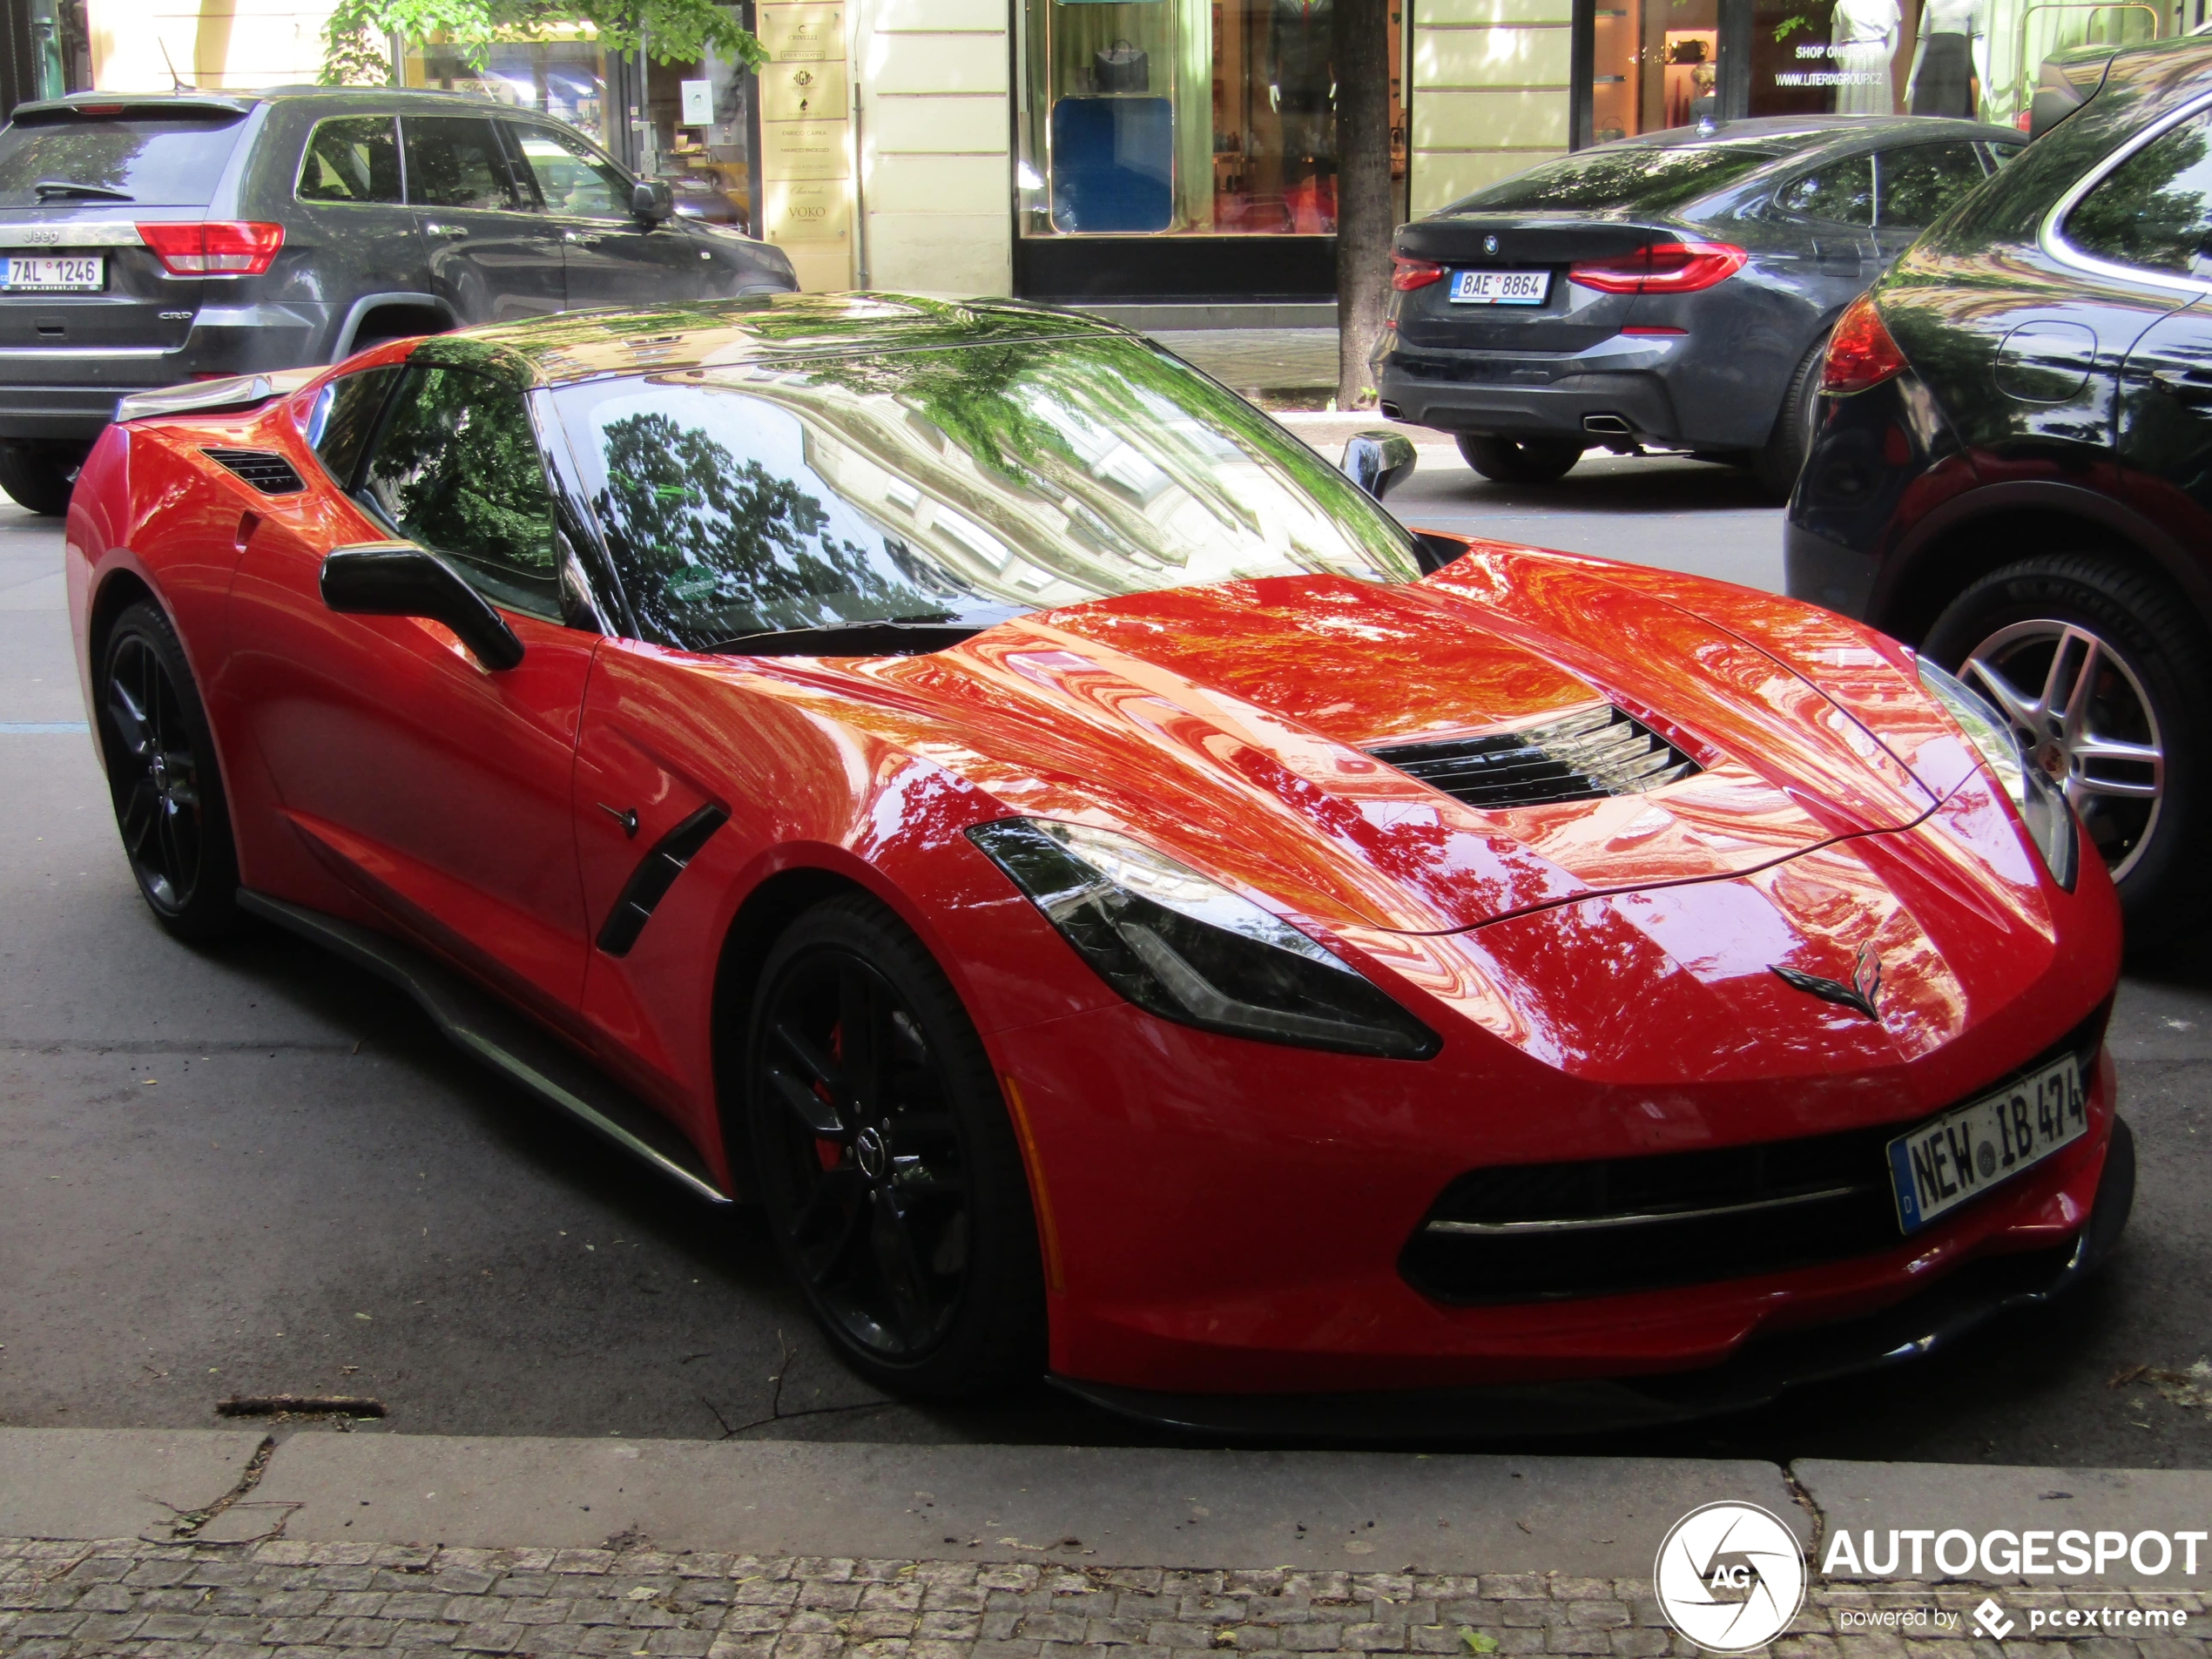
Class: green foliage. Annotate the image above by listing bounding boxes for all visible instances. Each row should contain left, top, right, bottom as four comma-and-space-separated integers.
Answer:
319, 0, 764, 86
1460, 1634, 1500, 1655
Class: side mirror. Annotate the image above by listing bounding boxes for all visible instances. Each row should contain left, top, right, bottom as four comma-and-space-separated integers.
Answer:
320, 542, 525, 671
1341, 430, 1417, 501
631, 179, 675, 223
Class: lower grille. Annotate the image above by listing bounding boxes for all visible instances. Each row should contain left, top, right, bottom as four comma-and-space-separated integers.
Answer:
1400, 1005, 2110, 1304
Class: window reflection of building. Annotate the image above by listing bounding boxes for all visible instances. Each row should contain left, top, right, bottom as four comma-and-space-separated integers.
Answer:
403, 30, 621, 156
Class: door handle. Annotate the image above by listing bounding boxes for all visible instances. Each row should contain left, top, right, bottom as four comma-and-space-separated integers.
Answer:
2151, 368, 2212, 405
424, 222, 469, 239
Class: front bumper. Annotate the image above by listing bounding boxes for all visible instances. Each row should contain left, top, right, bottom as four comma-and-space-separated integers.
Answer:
1379, 334, 1686, 446
1058, 1116, 2135, 1437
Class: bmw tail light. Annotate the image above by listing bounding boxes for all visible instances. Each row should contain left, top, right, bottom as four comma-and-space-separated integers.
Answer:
1568, 241, 1747, 293
136, 221, 285, 276
1391, 255, 1447, 291
1822, 293, 1908, 394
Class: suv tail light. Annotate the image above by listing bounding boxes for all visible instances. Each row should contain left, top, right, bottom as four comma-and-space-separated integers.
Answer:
1822, 293, 1908, 394
1392, 255, 1447, 291
1568, 241, 1747, 293
136, 221, 285, 276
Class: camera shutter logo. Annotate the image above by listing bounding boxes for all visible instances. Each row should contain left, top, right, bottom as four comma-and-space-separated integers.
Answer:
1654, 1502, 1806, 1654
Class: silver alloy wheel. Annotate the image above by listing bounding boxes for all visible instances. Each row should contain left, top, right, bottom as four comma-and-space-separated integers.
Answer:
1961, 618, 2164, 880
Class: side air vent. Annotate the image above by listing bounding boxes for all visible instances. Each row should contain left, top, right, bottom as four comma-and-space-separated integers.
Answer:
203, 448, 306, 495
1369, 703, 1700, 811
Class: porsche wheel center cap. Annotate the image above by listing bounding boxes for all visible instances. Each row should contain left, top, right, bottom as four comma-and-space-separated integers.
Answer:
2033, 736, 2067, 779
855, 1126, 889, 1181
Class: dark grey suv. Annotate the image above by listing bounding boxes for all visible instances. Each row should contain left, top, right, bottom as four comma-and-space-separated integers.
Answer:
0, 86, 797, 514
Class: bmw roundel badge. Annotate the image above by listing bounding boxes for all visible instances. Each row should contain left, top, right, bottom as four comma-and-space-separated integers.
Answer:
1483, 234, 1500, 254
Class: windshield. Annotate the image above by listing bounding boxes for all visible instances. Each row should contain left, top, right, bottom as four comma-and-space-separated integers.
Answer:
0, 114, 247, 207
1449, 140, 1794, 212
553, 334, 1424, 653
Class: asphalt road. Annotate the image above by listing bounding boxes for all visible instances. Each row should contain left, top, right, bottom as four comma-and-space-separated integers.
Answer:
4, 456, 2210, 1467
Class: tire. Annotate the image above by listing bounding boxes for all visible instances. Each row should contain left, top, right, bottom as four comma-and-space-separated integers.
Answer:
1755, 335, 1829, 501
1456, 433, 1584, 485
745, 894, 1046, 1398
1923, 554, 2212, 949
0, 441, 84, 516
95, 601, 240, 942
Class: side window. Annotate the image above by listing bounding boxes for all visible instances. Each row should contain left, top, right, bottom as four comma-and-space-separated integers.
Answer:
302, 365, 400, 488
297, 116, 401, 204
1876, 143, 1989, 231
1774, 155, 1874, 226
401, 116, 519, 212
504, 122, 631, 219
355, 365, 562, 622
2065, 110, 2212, 279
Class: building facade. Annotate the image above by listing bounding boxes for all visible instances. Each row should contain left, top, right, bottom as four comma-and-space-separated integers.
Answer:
35, 0, 2204, 304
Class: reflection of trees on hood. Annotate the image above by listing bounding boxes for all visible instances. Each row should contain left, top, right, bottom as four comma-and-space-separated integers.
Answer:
591, 410, 941, 643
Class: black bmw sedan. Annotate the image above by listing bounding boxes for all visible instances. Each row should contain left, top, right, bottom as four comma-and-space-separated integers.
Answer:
1379, 115, 2021, 495
1785, 37, 2212, 948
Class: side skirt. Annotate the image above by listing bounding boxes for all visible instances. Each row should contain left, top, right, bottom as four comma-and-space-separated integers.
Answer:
237, 887, 732, 1204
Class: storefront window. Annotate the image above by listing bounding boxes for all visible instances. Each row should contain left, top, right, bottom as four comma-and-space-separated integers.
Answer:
402, 28, 622, 157
1016, 0, 1400, 239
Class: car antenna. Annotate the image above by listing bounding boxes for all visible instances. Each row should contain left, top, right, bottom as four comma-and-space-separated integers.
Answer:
158, 38, 194, 91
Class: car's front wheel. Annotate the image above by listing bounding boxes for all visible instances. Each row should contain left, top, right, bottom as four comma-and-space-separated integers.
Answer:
745, 894, 1045, 1398
96, 600, 239, 941
1925, 555, 2212, 948
1457, 434, 1584, 485
0, 441, 86, 516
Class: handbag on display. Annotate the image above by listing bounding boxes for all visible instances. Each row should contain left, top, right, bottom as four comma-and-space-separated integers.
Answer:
1094, 40, 1150, 91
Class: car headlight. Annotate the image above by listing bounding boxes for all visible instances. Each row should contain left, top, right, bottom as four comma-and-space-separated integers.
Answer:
968, 819, 1440, 1060
1917, 656, 2078, 891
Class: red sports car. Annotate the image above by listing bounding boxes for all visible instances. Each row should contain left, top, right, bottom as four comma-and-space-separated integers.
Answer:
65, 295, 2128, 1429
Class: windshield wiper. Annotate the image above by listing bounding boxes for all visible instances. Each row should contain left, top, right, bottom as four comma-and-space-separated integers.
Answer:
33, 180, 133, 201
699, 616, 997, 657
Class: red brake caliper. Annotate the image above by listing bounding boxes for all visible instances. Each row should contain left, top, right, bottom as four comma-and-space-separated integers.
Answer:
813, 1022, 844, 1171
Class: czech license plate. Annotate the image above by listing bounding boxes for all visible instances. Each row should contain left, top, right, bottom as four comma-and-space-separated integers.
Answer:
0, 255, 103, 292
1887, 1053, 2087, 1232
1450, 268, 1549, 306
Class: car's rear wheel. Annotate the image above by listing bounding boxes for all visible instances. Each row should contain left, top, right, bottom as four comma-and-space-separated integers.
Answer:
1457, 434, 1584, 485
0, 441, 85, 516
745, 894, 1045, 1398
1925, 555, 2212, 948
1755, 335, 1828, 501
96, 601, 239, 941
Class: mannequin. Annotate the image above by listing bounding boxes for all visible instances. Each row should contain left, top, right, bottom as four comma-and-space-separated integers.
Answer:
1829, 0, 1901, 115
1908, 0, 1987, 118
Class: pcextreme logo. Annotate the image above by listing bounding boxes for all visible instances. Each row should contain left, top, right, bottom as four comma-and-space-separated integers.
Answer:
1653, 1501, 1809, 1654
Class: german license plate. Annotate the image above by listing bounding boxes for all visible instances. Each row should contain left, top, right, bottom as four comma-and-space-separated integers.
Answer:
1450, 268, 1549, 305
0, 255, 103, 291
1887, 1053, 2087, 1232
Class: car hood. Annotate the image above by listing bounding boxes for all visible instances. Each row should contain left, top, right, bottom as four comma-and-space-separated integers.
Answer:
814, 542, 1973, 938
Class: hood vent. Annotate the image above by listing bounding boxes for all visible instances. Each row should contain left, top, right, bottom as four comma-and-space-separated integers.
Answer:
1369, 704, 1699, 810
204, 447, 305, 495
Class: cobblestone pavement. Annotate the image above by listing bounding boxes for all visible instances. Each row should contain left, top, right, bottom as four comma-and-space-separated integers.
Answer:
3, 1536, 2207, 1659
1150, 330, 1338, 397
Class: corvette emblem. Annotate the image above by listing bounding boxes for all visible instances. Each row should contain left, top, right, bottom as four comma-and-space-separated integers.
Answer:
1483, 233, 1500, 254
1772, 942, 1884, 1022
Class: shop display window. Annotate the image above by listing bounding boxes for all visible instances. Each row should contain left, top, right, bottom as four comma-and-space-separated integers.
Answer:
1016, 0, 1403, 238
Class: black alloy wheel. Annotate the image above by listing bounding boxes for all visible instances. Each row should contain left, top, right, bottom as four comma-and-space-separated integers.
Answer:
1925, 554, 2212, 949
1457, 434, 1585, 485
97, 602, 239, 941
746, 894, 1044, 1397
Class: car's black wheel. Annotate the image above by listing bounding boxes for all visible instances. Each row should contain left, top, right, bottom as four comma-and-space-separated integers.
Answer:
1755, 335, 1829, 501
0, 441, 84, 516
1456, 434, 1584, 485
1924, 555, 2212, 948
745, 894, 1045, 1398
96, 601, 239, 941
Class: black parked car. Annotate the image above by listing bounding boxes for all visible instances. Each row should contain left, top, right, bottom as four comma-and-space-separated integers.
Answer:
1379, 115, 2022, 495
0, 87, 796, 515
1786, 37, 2212, 946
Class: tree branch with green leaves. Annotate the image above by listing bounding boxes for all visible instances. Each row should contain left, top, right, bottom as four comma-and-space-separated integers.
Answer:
320, 0, 764, 86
